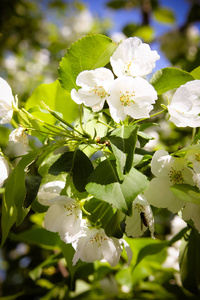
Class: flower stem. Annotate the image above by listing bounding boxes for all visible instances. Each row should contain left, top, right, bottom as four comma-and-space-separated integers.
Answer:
130, 109, 166, 125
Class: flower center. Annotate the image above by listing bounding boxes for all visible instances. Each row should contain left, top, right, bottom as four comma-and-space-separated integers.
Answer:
168, 167, 184, 184
120, 91, 135, 106
124, 61, 132, 74
90, 85, 107, 99
64, 203, 79, 219
89, 233, 108, 247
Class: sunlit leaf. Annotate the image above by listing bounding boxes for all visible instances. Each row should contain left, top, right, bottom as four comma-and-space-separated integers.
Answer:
25, 80, 79, 124
170, 184, 200, 205
58, 34, 117, 92
150, 67, 195, 95
153, 7, 175, 24
190, 66, 200, 80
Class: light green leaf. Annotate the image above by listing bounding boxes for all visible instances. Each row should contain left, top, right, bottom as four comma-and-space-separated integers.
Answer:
1, 150, 41, 246
25, 80, 79, 124
108, 125, 138, 179
153, 7, 175, 24
190, 66, 200, 80
134, 227, 189, 268
170, 184, 200, 205
150, 67, 195, 95
58, 34, 117, 92
86, 166, 148, 213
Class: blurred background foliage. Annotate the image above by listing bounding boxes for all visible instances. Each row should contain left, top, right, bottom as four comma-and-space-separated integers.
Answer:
0, 0, 200, 299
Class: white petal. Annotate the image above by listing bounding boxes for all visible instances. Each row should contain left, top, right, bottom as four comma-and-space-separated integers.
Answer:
37, 181, 65, 206
0, 156, 10, 188
0, 77, 14, 106
167, 80, 200, 128
144, 177, 184, 213
110, 37, 159, 77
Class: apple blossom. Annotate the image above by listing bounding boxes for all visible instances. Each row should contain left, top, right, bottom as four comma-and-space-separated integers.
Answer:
110, 37, 160, 77
44, 196, 86, 243
125, 194, 154, 238
37, 181, 65, 206
144, 149, 195, 213
72, 227, 132, 267
167, 80, 200, 128
0, 77, 15, 124
107, 76, 157, 123
8, 127, 29, 156
71, 67, 114, 112
0, 155, 10, 188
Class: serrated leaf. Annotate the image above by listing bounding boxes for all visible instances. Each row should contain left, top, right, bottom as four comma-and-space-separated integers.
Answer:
25, 80, 79, 125
1, 150, 41, 246
86, 166, 148, 213
190, 66, 200, 80
108, 125, 138, 179
170, 184, 200, 205
150, 67, 195, 95
58, 34, 117, 92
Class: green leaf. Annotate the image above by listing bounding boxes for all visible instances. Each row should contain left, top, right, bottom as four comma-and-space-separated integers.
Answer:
86, 167, 148, 213
10, 227, 62, 250
25, 80, 79, 124
1, 150, 41, 246
49, 150, 94, 192
108, 125, 138, 179
190, 66, 200, 80
170, 184, 200, 205
153, 7, 175, 24
150, 67, 195, 95
135, 227, 189, 268
58, 34, 117, 92
179, 228, 200, 294
107, 0, 127, 9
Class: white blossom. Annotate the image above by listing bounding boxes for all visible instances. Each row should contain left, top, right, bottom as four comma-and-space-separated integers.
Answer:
0, 77, 15, 124
107, 76, 157, 123
0, 155, 10, 188
125, 194, 154, 238
71, 68, 114, 112
110, 37, 160, 77
72, 227, 131, 267
167, 80, 200, 128
44, 196, 86, 244
37, 181, 65, 206
8, 127, 29, 156
144, 149, 195, 213
185, 149, 200, 188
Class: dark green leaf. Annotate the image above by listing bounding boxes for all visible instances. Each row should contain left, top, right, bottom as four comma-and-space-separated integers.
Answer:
49, 150, 94, 192
179, 228, 200, 294
58, 34, 117, 92
10, 227, 62, 249
150, 67, 195, 95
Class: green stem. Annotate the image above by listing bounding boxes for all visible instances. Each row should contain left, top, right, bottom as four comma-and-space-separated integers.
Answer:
130, 109, 166, 125
191, 127, 196, 144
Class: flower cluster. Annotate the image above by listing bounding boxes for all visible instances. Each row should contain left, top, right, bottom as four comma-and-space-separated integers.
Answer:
37, 181, 133, 266
71, 37, 160, 123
